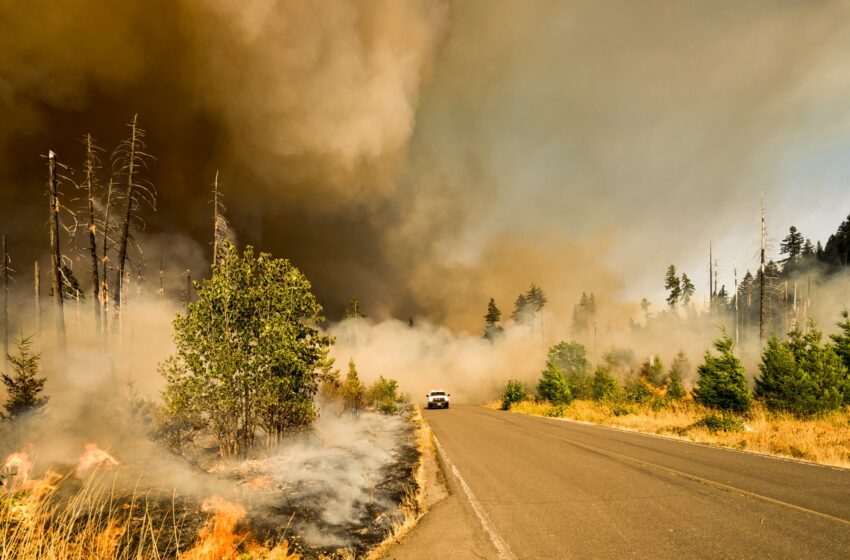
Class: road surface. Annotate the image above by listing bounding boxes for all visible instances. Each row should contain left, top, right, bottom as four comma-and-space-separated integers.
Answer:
383, 405, 850, 560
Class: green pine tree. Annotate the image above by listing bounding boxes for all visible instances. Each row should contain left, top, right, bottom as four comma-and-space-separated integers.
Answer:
680, 274, 695, 306
666, 351, 689, 400
483, 298, 504, 340
693, 332, 752, 413
830, 310, 850, 404
756, 324, 846, 417
592, 367, 621, 402
342, 297, 366, 319
639, 355, 666, 387
341, 358, 365, 413
501, 379, 527, 410
537, 362, 572, 405
664, 265, 681, 310
2, 336, 49, 419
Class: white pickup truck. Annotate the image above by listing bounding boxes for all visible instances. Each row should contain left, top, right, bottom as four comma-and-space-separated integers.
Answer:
426, 390, 450, 409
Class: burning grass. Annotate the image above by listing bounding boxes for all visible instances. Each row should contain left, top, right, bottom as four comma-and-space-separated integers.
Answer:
0, 407, 425, 559
491, 399, 850, 468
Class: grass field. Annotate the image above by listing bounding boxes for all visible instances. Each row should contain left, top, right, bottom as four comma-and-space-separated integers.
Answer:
489, 398, 850, 468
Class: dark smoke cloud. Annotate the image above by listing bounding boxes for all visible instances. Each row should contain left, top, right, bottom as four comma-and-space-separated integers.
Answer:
2, 0, 850, 331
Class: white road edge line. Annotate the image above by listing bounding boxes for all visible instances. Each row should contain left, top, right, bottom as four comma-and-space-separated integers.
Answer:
433, 436, 516, 560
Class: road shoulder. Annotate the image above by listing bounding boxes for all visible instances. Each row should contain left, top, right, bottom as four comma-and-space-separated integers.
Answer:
378, 412, 500, 560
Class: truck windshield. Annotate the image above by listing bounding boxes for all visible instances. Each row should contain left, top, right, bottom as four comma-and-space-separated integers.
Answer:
431, 391, 446, 396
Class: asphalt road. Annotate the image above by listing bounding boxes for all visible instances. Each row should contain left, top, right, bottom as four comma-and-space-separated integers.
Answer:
386, 405, 850, 560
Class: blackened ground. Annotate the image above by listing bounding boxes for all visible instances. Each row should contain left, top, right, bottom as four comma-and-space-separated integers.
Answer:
246, 411, 419, 558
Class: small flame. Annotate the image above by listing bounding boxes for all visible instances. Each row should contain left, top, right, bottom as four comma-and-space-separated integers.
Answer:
179, 497, 246, 560
76, 443, 120, 475
3, 446, 34, 489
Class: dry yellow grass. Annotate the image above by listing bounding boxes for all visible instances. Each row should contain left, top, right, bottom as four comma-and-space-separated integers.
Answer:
496, 399, 850, 468
0, 466, 301, 560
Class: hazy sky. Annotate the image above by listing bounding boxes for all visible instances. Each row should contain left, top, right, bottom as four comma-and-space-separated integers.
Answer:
2, 0, 850, 329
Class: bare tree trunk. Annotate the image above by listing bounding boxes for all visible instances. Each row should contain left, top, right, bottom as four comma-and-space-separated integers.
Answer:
114, 115, 139, 325
48, 151, 66, 353
101, 178, 113, 333
34, 261, 41, 337
2, 235, 8, 363
84, 133, 101, 333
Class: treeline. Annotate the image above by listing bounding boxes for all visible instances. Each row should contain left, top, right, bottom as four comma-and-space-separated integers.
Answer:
657, 214, 850, 340
502, 313, 850, 422
320, 359, 408, 415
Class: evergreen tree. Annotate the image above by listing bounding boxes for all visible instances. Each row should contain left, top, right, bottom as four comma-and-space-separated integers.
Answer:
829, 310, 850, 404
571, 292, 596, 335
802, 239, 815, 258
342, 297, 366, 319
341, 358, 365, 413
680, 274, 695, 306
820, 213, 850, 269
537, 362, 572, 405
592, 366, 621, 401
664, 265, 681, 310
511, 292, 532, 325
483, 298, 504, 340
756, 325, 846, 417
639, 355, 666, 387
526, 284, 548, 312
667, 351, 690, 400
501, 379, 527, 410
780, 226, 805, 263
2, 336, 48, 419
693, 332, 752, 413
715, 285, 729, 312
546, 340, 592, 398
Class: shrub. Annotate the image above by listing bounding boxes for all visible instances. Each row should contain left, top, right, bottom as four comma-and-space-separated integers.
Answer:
756, 326, 846, 418
691, 413, 744, 433
591, 367, 621, 401
545, 403, 569, 418
367, 376, 401, 414
546, 341, 591, 378
611, 404, 634, 416
501, 379, 527, 410
651, 396, 671, 411
537, 363, 572, 405
624, 378, 653, 404
693, 333, 751, 413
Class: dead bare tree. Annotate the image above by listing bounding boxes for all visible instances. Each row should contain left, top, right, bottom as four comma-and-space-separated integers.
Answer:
100, 177, 114, 331
82, 133, 103, 333
111, 114, 155, 327
212, 171, 224, 267
47, 150, 67, 352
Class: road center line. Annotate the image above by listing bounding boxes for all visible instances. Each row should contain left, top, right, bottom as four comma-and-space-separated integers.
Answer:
433, 436, 517, 560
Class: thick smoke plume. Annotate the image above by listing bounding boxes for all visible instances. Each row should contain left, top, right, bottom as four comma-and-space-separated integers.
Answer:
3, 1, 850, 328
